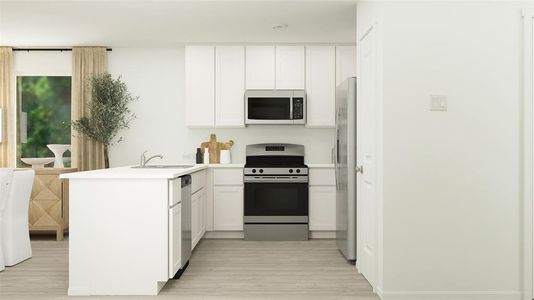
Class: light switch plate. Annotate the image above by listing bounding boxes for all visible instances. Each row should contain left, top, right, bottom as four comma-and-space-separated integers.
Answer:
430, 95, 447, 111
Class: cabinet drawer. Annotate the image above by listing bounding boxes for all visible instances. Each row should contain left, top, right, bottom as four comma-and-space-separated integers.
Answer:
169, 178, 181, 206
191, 170, 207, 194
309, 168, 335, 186
213, 169, 243, 185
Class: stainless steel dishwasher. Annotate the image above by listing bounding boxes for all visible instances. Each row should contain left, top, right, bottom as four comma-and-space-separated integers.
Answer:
173, 175, 191, 279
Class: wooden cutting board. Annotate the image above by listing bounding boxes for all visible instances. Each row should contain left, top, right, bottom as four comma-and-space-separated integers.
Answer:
200, 134, 234, 164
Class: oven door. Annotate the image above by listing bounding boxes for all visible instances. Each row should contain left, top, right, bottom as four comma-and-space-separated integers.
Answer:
244, 182, 308, 223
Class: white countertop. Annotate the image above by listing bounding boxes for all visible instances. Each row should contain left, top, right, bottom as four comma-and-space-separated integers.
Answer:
307, 163, 334, 168
60, 164, 209, 179
207, 163, 244, 168
60, 163, 247, 180
60, 162, 332, 180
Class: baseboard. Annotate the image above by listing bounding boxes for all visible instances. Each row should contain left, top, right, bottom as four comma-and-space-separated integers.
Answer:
377, 290, 521, 300
309, 231, 335, 239
203, 231, 335, 239
204, 231, 244, 239
68, 287, 90, 296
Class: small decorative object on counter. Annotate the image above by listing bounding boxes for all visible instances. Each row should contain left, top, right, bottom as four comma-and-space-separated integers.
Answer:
220, 150, 231, 164
195, 148, 203, 164
203, 147, 210, 164
200, 134, 234, 164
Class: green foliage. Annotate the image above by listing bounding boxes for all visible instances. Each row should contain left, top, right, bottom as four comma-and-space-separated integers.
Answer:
71, 73, 137, 146
17, 76, 71, 163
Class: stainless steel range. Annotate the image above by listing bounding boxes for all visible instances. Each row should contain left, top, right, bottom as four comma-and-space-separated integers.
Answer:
243, 143, 309, 241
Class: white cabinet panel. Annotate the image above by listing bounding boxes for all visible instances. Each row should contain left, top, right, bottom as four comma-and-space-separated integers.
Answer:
305, 46, 336, 128
185, 46, 215, 127
199, 189, 206, 237
216, 46, 245, 127
168, 203, 181, 278
169, 178, 181, 206
276, 46, 305, 89
309, 186, 336, 231
213, 169, 243, 185
192, 190, 203, 249
213, 186, 244, 231
191, 170, 207, 194
309, 168, 336, 186
246, 46, 275, 89
336, 46, 356, 86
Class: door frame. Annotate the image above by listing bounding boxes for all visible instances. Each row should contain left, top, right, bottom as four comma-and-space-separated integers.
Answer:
523, 8, 534, 300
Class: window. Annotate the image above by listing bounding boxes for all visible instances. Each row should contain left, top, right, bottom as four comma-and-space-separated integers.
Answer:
16, 76, 72, 167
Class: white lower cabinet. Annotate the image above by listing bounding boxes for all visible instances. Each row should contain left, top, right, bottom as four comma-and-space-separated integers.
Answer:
309, 186, 336, 231
309, 167, 336, 231
198, 189, 206, 241
168, 203, 181, 278
213, 186, 244, 231
191, 191, 199, 249
191, 188, 206, 250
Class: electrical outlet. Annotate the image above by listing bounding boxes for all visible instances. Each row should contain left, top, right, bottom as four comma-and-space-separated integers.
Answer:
430, 95, 448, 111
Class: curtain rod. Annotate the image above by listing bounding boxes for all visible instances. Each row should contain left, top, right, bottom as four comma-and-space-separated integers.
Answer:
12, 48, 112, 52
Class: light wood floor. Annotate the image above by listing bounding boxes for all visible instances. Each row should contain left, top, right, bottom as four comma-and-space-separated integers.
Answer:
0, 236, 378, 300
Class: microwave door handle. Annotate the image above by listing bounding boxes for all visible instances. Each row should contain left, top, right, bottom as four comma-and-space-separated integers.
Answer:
290, 96, 295, 120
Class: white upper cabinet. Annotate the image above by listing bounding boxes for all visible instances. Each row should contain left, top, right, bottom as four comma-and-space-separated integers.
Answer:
335, 46, 357, 86
215, 46, 245, 128
275, 46, 305, 89
186, 44, 354, 128
185, 46, 215, 127
305, 46, 336, 128
246, 46, 275, 89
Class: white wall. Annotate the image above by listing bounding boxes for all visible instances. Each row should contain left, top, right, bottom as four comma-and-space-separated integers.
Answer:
357, 1, 532, 299
107, 47, 335, 167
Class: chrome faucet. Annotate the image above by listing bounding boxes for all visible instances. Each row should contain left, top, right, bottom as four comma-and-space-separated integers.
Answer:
140, 150, 163, 167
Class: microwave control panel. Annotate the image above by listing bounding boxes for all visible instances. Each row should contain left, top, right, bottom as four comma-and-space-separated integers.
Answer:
293, 97, 304, 120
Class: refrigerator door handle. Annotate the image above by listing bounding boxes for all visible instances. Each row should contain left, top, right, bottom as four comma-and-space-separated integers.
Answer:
334, 147, 339, 190
336, 130, 340, 163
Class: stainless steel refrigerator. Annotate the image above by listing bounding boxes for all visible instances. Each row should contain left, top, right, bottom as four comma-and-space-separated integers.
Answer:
335, 77, 357, 262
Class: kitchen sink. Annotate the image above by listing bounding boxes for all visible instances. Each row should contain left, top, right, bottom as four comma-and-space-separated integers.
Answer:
132, 164, 195, 169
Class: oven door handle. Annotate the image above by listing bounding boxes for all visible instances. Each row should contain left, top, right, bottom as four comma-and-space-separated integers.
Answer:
244, 177, 309, 184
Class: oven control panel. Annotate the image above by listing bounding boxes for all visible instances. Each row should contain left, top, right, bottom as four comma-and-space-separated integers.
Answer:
244, 167, 308, 176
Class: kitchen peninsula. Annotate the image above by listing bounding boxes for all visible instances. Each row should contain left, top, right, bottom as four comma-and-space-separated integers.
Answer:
62, 164, 214, 295
61, 163, 334, 296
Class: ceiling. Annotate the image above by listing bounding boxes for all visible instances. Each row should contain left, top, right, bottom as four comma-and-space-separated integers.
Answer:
0, 0, 357, 47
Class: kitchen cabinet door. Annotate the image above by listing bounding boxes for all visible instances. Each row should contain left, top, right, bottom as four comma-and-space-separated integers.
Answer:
309, 186, 336, 231
168, 203, 181, 278
335, 46, 357, 86
200, 189, 207, 237
213, 186, 244, 231
305, 46, 336, 128
191, 191, 200, 249
185, 46, 215, 127
246, 46, 275, 89
275, 46, 305, 89
215, 46, 245, 128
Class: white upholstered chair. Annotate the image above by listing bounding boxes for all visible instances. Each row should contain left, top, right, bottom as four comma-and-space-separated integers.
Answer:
2, 169, 34, 266
0, 168, 14, 272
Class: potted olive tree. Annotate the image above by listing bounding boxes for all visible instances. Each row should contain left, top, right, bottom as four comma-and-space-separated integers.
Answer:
72, 73, 137, 168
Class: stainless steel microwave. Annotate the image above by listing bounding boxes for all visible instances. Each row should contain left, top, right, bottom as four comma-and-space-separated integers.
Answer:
245, 90, 306, 125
